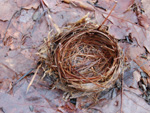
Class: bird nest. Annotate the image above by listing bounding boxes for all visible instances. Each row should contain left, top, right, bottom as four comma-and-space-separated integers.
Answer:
38, 18, 122, 98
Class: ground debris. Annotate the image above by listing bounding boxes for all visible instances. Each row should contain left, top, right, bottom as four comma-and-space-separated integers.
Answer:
1, 0, 150, 112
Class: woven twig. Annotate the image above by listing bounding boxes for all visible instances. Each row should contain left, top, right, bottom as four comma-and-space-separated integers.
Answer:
38, 19, 122, 97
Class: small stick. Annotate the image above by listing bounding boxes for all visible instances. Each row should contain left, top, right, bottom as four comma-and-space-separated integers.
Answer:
7, 68, 34, 92
97, 1, 117, 30
27, 64, 42, 93
12, 68, 34, 86
87, 1, 106, 11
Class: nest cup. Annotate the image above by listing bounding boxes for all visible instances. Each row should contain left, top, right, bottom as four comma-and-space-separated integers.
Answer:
54, 23, 122, 92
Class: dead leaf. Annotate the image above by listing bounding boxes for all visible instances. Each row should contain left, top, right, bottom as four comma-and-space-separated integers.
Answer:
132, 71, 141, 89
126, 46, 150, 76
0, 62, 17, 92
147, 77, 150, 85
133, 71, 141, 82
122, 89, 150, 113
0, 80, 66, 113
144, 30, 150, 53
15, 0, 40, 9
142, 0, 150, 18
0, 0, 19, 21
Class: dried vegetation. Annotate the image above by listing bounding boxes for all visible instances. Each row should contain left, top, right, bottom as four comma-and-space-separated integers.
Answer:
38, 16, 123, 98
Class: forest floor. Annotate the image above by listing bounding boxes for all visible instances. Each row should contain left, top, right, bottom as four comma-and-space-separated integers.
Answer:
0, 0, 150, 113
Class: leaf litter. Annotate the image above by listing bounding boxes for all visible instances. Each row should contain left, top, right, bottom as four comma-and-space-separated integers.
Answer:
0, 0, 150, 113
